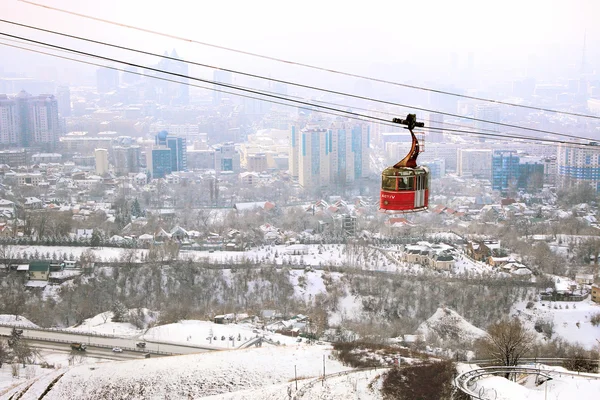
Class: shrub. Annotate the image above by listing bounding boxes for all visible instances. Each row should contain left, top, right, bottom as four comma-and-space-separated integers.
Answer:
591, 312, 600, 327
381, 361, 455, 400
526, 301, 535, 309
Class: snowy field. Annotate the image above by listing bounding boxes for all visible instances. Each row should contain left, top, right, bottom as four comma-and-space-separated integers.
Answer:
66, 311, 146, 337
65, 311, 317, 349
0, 349, 105, 396
142, 320, 311, 348
512, 299, 600, 349
3, 245, 147, 262
40, 346, 352, 399
3, 243, 512, 280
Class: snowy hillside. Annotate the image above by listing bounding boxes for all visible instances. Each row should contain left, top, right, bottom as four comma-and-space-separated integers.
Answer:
41, 346, 351, 399
416, 307, 487, 343
0, 315, 39, 328
512, 299, 600, 349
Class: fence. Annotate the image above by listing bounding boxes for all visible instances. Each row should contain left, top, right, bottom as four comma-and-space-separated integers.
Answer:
0, 323, 217, 354
22, 335, 175, 356
293, 367, 386, 399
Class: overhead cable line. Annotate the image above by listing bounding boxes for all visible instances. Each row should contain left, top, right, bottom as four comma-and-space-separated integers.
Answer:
0, 38, 596, 151
0, 24, 508, 137
17, 0, 600, 121
0, 19, 597, 142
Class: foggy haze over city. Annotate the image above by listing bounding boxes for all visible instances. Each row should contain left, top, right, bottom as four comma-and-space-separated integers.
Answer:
0, 1, 600, 399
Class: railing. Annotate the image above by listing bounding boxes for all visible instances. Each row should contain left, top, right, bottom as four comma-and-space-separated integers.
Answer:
455, 364, 600, 399
455, 366, 553, 400
22, 335, 175, 356
0, 323, 223, 353
469, 358, 599, 367
23, 336, 176, 356
0, 322, 126, 339
293, 367, 386, 399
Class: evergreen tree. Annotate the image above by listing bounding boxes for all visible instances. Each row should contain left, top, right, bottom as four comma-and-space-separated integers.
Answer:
90, 230, 102, 248
111, 301, 128, 323
131, 198, 142, 218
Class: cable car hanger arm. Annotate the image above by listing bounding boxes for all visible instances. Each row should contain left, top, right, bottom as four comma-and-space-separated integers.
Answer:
392, 114, 424, 169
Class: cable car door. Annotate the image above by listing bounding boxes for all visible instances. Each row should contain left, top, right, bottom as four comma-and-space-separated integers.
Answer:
414, 175, 425, 209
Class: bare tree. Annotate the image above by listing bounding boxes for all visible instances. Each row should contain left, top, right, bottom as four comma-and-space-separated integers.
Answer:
476, 318, 535, 368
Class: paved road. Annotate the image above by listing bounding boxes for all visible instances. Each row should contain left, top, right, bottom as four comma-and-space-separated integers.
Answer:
0, 326, 219, 356
25, 339, 146, 361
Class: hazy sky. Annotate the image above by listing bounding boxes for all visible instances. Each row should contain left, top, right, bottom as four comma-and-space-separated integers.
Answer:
1, 0, 599, 88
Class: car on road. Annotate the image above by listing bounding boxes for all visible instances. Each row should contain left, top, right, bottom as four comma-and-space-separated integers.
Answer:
112, 347, 123, 353
136, 342, 146, 348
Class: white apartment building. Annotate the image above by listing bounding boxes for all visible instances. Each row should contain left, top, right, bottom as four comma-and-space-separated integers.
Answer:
557, 142, 600, 190
95, 148, 109, 176
457, 148, 492, 179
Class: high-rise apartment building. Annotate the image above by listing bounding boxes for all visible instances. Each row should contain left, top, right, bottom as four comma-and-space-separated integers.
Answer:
56, 86, 71, 117
213, 70, 232, 105
147, 147, 172, 179
0, 94, 19, 145
491, 150, 545, 193
153, 50, 189, 106
94, 148, 109, 176
474, 104, 500, 134
298, 126, 330, 188
427, 113, 444, 143
214, 142, 240, 174
113, 145, 141, 175
155, 131, 187, 172
290, 122, 370, 188
0, 91, 60, 149
96, 67, 119, 93
457, 148, 492, 179
557, 142, 600, 191
329, 121, 370, 184
289, 125, 299, 179
492, 150, 520, 191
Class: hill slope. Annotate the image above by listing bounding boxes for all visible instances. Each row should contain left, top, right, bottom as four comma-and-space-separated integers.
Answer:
42, 346, 350, 400
416, 307, 487, 343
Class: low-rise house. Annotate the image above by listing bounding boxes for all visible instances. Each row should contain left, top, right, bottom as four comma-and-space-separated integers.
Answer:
432, 254, 455, 271
170, 226, 189, 241
76, 228, 94, 240
214, 314, 234, 324
28, 261, 50, 281
23, 197, 43, 209
284, 244, 308, 255
592, 285, 600, 304
575, 273, 595, 285
488, 256, 512, 267
137, 233, 154, 245
466, 241, 490, 261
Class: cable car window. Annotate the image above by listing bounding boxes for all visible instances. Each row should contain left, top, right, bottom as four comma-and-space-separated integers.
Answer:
404, 177, 414, 190
382, 175, 396, 191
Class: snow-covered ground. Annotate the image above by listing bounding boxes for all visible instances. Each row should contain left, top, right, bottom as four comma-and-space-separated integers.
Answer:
40, 345, 351, 399
142, 320, 307, 348
0, 315, 39, 328
4, 245, 147, 262
513, 298, 600, 349
416, 307, 487, 343
464, 364, 600, 400
65, 311, 145, 337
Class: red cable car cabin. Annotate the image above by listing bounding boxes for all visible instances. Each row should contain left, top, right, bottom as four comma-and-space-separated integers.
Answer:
380, 166, 429, 212
379, 113, 430, 213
